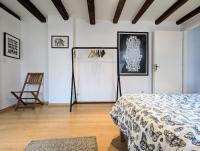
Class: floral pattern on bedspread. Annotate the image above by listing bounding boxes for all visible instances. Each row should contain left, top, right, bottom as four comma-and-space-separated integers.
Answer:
110, 94, 200, 151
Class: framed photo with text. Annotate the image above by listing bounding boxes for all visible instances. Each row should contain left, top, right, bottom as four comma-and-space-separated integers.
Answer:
4, 32, 20, 59
51, 36, 69, 48
117, 31, 149, 76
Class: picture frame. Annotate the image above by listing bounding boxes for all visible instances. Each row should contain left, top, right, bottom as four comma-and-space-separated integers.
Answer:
117, 31, 149, 76
51, 36, 69, 48
4, 32, 20, 59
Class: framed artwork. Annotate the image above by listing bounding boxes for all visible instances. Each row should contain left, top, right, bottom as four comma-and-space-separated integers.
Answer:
4, 32, 20, 59
51, 36, 69, 48
117, 31, 149, 76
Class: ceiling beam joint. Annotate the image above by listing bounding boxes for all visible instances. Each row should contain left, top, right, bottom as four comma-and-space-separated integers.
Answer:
87, 0, 95, 25
0, 2, 21, 21
155, 0, 188, 25
176, 6, 200, 25
113, 0, 126, 24
51, 0, 69, 20
132, 0, 154, 24
17, 0, 46, 23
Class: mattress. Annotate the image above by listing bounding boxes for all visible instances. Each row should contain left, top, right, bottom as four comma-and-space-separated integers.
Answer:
110, 94, 200, 151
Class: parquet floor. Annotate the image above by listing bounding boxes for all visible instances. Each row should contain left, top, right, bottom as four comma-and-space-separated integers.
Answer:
0, 104, 125, 151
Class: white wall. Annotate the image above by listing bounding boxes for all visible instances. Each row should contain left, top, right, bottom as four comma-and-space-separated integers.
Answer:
75, 19, 180, 101
184, 26, 200, 93
21, 15, 74, 104
0, 12, 181, 107
1, 9, 200, 108
21, 17, 48, 101
48, 15, 74, 103
0, 8, 21, 109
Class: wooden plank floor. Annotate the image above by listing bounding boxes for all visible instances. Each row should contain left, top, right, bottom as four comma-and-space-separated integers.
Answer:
0, 104, 124, 151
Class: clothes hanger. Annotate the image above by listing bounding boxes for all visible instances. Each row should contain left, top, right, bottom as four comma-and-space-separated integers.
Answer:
88, 49, 93, 58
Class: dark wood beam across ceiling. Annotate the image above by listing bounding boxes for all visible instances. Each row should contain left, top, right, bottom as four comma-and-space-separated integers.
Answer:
113, 0, 126, 24
0, 2, 21, 21
155, 0, 188, 25
87, 0, 95, 25
17, 0, 46, 23
51, 0, 69, 20
176, 6, 200, 25
132, 0, 154, 24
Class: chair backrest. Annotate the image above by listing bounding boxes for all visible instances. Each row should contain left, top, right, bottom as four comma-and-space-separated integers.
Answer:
21, 73, 44, 96
26, 73, 44, 84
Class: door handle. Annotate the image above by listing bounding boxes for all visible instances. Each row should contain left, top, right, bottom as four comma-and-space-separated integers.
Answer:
154, 64, 160, 71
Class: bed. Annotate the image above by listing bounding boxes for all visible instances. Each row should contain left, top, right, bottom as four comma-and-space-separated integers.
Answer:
110, 94, 200, 151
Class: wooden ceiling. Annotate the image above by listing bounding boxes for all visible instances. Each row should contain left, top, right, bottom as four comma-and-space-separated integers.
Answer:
131, 0, 154, 24
87, 0, 95, 24
0, 0, 200, 25
17, 0, 46, 22
0, 2, 21, 20
51, 0, 69, 20
176, 6, 200, 25
113, 0, 126, 24
155, 0, 189, 25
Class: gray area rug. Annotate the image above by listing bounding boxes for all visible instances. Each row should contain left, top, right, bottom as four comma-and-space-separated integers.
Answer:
24, 136, 97, 151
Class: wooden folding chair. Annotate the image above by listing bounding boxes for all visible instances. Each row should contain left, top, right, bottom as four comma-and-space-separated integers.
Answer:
11, 73, 44, 110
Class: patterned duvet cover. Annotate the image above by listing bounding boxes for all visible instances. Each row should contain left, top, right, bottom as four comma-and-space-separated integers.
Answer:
110, 94, 200, 151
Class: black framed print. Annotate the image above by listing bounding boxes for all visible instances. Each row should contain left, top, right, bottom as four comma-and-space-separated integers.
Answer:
4, 32, 20, 59
117, 32, 149, 76
51, 36, 69, 48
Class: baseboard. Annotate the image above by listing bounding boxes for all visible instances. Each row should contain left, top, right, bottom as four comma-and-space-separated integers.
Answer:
0, 104, 16, 113
48, 103, 69, 107
48, 101, 115, 107
43, 101, 49, 105
75, 101, 116, 104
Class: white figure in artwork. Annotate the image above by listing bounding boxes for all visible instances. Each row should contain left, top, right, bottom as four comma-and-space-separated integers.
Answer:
124, 36, 142, 72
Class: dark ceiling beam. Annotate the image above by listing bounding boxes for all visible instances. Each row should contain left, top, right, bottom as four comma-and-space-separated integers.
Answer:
0, 2, 21, 20
87, 0, 95, 25
17, 0, 46, 23
176, 6, 200, 25
132, 0, 154, 24
51, 0, 69, 20
113, 0, 126, 24
155, 0, 188, 25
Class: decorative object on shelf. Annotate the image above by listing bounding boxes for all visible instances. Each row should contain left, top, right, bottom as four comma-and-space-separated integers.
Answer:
88, 49, 106, 58
51, 36, 69, 48
117, 31, 149, 76
4, 32, 20, 59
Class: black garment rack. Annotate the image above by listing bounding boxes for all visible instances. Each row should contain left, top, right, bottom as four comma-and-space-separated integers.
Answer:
70, 47, 122, 112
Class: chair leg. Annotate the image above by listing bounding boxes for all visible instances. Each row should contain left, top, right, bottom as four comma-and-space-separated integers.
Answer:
37, 98, 44, 105
35, 96, 42, 104
12, 91, 43, 110
11, 92, 27, 110
31, 92, 43, 105
12, 92, 35, 110
15, 101, 20, 111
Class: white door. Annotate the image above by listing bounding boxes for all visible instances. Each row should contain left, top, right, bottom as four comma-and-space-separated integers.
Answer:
153, 31, 183, 93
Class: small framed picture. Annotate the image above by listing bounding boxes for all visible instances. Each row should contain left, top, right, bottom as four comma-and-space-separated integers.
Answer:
51, 36, 69, 48
4, 32, 20, 59
117, 31, 149, 76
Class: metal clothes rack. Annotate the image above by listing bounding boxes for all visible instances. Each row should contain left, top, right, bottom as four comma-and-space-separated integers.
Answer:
69, 47, 122, 112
